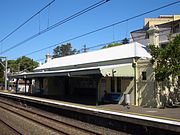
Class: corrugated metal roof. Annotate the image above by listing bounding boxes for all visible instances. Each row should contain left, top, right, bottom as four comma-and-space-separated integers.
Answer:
34, 42, 151, 71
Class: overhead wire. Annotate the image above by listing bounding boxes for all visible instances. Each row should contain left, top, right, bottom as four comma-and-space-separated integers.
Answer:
0, 0, 110, 55
0, 0, 55, 44
18, 1, 180, 58
33, 31, 173, 62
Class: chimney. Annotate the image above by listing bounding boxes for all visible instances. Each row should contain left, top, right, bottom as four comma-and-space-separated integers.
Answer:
45, 53, 52, 63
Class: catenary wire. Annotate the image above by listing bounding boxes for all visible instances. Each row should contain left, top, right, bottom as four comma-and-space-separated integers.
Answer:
23, 27, 172, 57
0, 0, 110, 55
11, 27, 170, 60
19, 1, 180, 58
34, 31, 173, 62
0, 0, 55, 44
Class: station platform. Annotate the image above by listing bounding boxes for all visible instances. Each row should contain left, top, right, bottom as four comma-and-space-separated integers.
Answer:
0, 91, 179, 132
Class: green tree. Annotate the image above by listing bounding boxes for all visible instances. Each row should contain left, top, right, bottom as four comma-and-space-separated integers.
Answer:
53, 43, 77, 58
0, 56, 38, 87
122, 38, 129, 44
148, 34, 180, 81
15, 56, 38, 72
102, 42, 122, 49
102, 38, 129, 49
148, 34, 180, 107
8, 60, 18, 73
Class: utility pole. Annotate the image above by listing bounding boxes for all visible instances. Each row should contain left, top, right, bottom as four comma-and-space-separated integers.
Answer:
83, 45, 87, 53
5, 58, 7, 90
0, 57, 8, 90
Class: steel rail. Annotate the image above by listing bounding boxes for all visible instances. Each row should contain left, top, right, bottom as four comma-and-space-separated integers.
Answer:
0, 119, 22, 135
0, 99, 101, 135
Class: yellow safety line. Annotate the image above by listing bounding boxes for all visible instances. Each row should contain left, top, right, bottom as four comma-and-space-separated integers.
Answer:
99, 107, 180, 122
67, 103, 180, 122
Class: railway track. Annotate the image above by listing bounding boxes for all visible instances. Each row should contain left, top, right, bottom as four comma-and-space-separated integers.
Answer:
0, 94, 179, 135
0, 119, 22, 135
0, 99, 101, 135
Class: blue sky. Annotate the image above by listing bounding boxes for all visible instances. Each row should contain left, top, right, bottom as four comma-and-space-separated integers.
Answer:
0, 0, 179, 62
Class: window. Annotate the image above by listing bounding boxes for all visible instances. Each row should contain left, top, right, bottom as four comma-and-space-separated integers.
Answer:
142, 71, 147, 80
172, 23, 180, 33
160, 44, 167, 48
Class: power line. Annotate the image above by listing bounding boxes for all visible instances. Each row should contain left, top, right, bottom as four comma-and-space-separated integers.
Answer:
0, 0, 55, 44
34, 39, 121, 62
84, 31, 172, 50
0, 0, 110, 55
23, 28, 173, 57
34, 58, 46, 62
19, 1, 180, 57
34, 31, 172, 62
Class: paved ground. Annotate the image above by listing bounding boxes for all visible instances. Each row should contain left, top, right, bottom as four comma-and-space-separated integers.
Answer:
0, 90, 179, 122
97, 104, 180, 121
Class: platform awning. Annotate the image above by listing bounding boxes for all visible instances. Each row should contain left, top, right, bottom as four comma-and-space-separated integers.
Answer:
9, 63, 134, 79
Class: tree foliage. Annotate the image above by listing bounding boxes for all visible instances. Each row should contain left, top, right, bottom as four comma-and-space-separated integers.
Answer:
122, 38, 129, 44
102, 42, 122, 49
15, 56, 38, 72
8, 60, 17, 73
102, 38, 129, 49
0, 56, 38, 84
53, 43, 77, 58
6, 56, 38, 73
148, 34, 180, 81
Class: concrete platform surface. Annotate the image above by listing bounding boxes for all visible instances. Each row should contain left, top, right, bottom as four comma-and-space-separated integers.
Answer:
0, 91, 179, 124
98, 104, 180, 122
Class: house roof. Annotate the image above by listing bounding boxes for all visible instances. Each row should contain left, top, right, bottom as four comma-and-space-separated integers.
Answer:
131, 19, 180, 34
34, 42, 151, 72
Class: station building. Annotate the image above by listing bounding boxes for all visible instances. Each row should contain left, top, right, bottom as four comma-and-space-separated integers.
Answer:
12, 42, 155, 107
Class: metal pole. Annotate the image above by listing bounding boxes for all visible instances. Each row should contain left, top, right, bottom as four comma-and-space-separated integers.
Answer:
5, 58, 7, 90
0, 57, 8, 90
25, 79, 27, 95
95, 76, 101, 106
16, 78, 19, 93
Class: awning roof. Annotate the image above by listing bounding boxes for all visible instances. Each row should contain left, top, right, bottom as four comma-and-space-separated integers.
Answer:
10, 63, 134, 79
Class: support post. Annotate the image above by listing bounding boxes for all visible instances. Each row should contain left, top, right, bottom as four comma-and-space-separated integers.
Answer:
95, 76, 101, 106
39, 78, 43, 95
96, 86, 98, 106
0, 57, 8, 90
5, 58, 7, 90
133, 58, 138, 106
16, 78, 19, 93
25, 79, 27, 95
29, 79, 32, 94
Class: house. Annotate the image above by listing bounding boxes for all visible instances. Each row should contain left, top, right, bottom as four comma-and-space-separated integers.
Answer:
11, 42, 156, 106
131, 15, 180, 47
131, 15, 180, 107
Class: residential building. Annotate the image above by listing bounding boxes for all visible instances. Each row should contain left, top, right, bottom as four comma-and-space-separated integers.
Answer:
131, 15, 180, 47
131, 15, 180, 107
